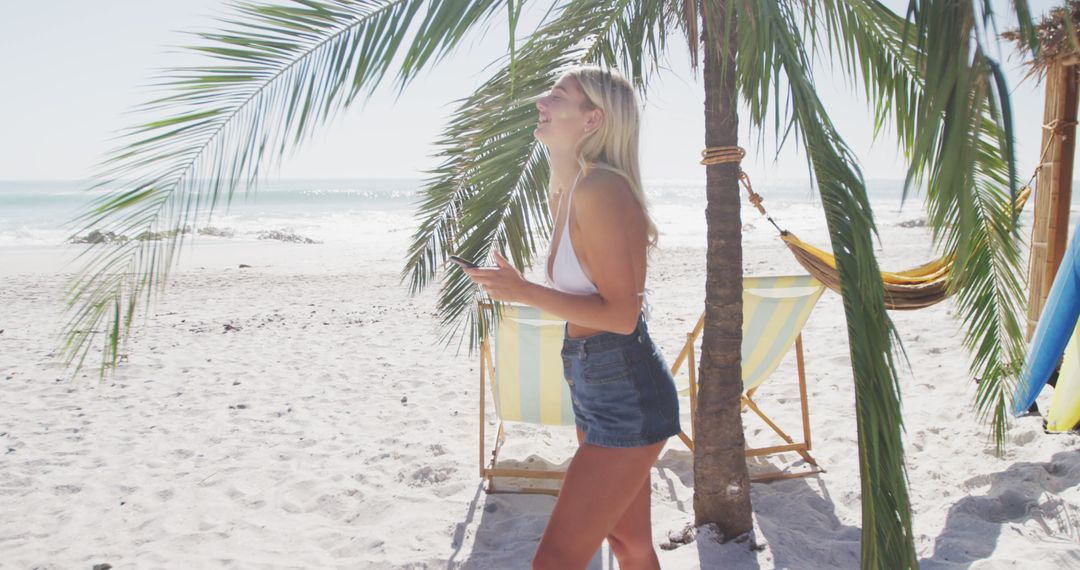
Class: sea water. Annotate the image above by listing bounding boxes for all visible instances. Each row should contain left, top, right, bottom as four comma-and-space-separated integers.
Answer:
0, 177, 1037, 250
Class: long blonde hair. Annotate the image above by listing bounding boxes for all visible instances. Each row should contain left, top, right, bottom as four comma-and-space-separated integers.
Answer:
552, 66, 659, 248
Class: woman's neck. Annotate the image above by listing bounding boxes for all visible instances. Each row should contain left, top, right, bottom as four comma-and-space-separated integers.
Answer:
548, 151, 583, 194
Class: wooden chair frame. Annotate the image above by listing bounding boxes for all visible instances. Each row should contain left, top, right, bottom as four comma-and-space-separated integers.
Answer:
478, 303, 568, 496
478, 291, 825, 495
671, 314, 824, 482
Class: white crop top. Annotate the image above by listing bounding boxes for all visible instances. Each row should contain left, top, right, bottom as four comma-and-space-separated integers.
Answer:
544, 170, 652, 321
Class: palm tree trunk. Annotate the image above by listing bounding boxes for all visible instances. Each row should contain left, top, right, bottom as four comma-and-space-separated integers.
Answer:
693, 0, 753, 537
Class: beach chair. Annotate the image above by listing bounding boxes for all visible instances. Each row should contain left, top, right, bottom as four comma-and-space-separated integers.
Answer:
672, 274, 826, 482
478, 302, 575, 495
477, 274, 826, 493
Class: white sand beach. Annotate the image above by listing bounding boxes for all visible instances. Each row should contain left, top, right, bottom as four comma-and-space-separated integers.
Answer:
2, 212, 1080, 569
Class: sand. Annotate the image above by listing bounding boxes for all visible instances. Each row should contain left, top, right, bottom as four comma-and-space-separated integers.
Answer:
2, 215, 1079, 569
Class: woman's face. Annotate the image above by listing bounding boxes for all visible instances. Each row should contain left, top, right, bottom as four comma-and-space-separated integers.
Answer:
534, 75, 601, 151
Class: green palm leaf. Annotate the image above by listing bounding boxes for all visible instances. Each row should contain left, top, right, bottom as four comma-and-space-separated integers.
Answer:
60, 0, 515, 376
815, 0, 1030, 453
900, 1, 1031, 454
401, 0, 672, 352
735, 1, 915, 566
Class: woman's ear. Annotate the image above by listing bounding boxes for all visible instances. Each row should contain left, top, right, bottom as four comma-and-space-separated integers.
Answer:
585, 108, 603, 132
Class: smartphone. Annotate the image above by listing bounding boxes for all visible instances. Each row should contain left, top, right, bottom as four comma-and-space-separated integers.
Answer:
449, 255, 481, 269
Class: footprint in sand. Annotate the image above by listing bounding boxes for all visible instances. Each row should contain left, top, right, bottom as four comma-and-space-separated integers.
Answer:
240, 497, 266, 510
401, 465, 457, 487
960, 488, 1038, 523
310, 493, 350, 520
1009, 428, 1038, 446
53, 484, 81, 495
962, 473, 992, 491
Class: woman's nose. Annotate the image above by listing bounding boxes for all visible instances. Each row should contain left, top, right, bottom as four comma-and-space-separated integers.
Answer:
536, 96, 548, 111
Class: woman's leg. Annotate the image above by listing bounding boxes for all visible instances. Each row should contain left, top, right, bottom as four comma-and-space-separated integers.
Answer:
605, 475, 660, 569
574, 428, 660, 570
532, 429, 664, 570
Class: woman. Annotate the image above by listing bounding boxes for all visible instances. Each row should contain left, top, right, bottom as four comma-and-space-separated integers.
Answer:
463, 66, 679, 570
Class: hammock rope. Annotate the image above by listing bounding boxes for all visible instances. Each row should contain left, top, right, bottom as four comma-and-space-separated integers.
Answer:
700, 145, 1033, 310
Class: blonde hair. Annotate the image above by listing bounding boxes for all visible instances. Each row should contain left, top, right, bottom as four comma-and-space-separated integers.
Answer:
553, 66, 659, 248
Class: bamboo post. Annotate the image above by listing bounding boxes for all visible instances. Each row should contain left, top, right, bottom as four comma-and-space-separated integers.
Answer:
1027, 62, 1079, 340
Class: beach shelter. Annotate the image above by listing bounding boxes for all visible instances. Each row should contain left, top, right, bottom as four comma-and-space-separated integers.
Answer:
1001, 6, 1080, 340
1002, 6, 1080, 428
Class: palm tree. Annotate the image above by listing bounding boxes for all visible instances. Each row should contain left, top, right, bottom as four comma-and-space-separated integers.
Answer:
692, 0, 753, 538
60, 0, 1037, 567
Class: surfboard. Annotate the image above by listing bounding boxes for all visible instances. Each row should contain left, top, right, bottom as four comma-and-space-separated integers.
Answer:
1013, 228, 1080, 416
1047, 319, 1080, 432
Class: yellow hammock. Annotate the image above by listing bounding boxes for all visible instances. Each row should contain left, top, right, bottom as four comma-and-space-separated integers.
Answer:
701, 145, 1034, 311
776, 186, 1031, 311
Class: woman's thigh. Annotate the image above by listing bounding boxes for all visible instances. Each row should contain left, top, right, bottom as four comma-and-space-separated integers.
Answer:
535, 437, 663, 566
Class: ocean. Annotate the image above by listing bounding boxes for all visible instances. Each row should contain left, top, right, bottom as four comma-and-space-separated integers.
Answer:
0, 178, 1037, 250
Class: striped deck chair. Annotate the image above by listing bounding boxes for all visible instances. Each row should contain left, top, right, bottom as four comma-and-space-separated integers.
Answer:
672, 274, 826, 482
478, 302, 574, 495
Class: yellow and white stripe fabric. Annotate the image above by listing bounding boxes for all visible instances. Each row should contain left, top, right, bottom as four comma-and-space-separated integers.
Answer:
740, 275, 824, 391
492, 304, 575, 426
489, 275, 822, 426
675, 275, 824, 395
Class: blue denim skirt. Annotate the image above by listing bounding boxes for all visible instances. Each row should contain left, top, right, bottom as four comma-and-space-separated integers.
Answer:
561, 315, 681, 448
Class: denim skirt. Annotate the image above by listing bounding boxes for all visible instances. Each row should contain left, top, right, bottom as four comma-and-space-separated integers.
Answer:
560, 314, 681, 448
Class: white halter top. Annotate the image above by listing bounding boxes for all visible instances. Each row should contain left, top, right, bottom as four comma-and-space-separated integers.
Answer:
544, 171, 652, 320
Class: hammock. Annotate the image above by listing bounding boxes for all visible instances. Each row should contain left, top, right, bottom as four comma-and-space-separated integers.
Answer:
777, 186, 1031, 311
700, 145, 1033, 311
781, 232, 954, 311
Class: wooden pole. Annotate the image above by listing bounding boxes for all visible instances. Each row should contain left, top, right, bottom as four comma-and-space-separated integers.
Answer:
795, 334, 811, 451
1027, 62, 1079, 340
479, 339, 487, 478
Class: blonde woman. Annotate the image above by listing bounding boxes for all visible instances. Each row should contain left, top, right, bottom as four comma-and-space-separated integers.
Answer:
463, 66, 679, 569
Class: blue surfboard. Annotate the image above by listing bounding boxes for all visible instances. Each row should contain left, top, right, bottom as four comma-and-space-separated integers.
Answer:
1013, 227, 1080, 415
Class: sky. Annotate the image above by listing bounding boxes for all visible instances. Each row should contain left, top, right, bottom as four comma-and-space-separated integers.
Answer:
0, 0, 1066, 184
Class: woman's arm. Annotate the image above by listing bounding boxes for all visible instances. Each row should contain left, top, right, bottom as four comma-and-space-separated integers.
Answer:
465, 172, 644, 334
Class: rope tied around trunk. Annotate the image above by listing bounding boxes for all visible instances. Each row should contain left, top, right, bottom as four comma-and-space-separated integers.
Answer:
700, 145, 783, 234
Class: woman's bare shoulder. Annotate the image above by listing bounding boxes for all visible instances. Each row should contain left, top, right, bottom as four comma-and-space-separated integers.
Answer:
575, 167, 633, 207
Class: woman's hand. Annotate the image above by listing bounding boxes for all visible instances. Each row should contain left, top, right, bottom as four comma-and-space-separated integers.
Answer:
463, 250, 530, 303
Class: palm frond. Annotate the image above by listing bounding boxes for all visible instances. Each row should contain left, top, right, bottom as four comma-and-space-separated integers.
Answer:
900, 1, 1029, 454
814, 0, 1029, 453
735, 2, 916, 566
61, 0, 516, 377
400, 0, 673, 353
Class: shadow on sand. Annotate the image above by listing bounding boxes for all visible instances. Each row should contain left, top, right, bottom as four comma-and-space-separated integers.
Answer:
920, 450, 1080, 569
446, 467, 614, 569
447, 439, 1080, 569
655, 446, 861, 569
